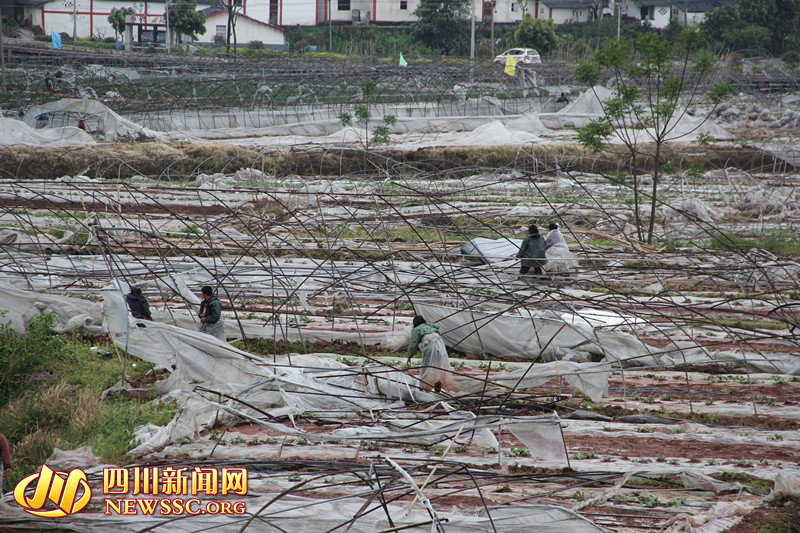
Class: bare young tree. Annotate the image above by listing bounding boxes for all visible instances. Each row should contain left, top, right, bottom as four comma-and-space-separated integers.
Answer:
575, 28, 733, 244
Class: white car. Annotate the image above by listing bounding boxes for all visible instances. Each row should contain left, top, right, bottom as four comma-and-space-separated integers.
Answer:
493, 48, 541, 66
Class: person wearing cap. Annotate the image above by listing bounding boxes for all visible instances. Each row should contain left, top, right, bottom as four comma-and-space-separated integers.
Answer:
516, 224, 548, 276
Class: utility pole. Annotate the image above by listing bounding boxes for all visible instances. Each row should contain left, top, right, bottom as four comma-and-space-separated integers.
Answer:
617, 3, 620, 39
328, 0, 332, 51
490, 0, 495, 60
0, 18, 6, 93
684, 0, 688, 25
226, 0, 232, 53
72, 0, 77, 41
165, 0, 171, 54
470, 0, 475, 81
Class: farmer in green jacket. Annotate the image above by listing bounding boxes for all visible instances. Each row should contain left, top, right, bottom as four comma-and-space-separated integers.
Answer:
406, 315, 454, 392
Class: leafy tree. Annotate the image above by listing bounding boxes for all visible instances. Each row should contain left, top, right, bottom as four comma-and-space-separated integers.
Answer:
216, 0, 243, 53
575, 29, 732, 244
168, 0, 207, 42
556, 18, 649, 54
514, 15, 557, 54
108, 7, 135, 41
338, 80, 397, 150
738, 0, 800, 54
701, 5, 770, 53
413, 0, 470, 55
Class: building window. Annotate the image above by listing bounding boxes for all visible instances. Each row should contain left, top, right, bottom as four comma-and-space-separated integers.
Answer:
269, 0, 278, 22
216, 25, 226, 38
338, 0, 350, 10
400, 0, 407, 9
511, 2, 518, 11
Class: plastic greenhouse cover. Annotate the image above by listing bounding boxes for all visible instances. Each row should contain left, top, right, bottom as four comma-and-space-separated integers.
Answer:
414, 302, 651, 365
0, 493, 606, 532
0, 281, 105, 335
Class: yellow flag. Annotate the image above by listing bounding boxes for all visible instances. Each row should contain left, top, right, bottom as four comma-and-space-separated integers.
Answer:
504, 54, 517, 77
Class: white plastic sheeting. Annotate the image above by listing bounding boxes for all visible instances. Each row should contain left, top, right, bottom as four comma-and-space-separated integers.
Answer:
461, 237, 522, 264
607, 113, 734, 144
0, 495, 606, 532
414, 303, 651, 365
84, 64, 142, 81
45, 446, 114, 474
656, 342, 800, 375
538, 86, 733, 142
20, 99, 195, 143
23, 99, 162, 142
680, 471, 743, 494
0, 117, 95, 147
0, 282, 105, 335
765, 471, 800, 501
545, 244, 580, 273
98, 290, 572, 463
507, 414, 570, 464
457, 361, 611, 403
539, 86, 614, 129
666, 498, 759, 533
460, 237, 578, 271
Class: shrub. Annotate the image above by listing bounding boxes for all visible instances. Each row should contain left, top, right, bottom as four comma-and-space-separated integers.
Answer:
782, 50, 800, 66
0, 313, 66, 406
2, 15, 20, 28
249, 40, 264, 50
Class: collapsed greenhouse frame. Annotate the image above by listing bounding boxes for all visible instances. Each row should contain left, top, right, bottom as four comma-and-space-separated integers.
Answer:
1, 49, 799, 532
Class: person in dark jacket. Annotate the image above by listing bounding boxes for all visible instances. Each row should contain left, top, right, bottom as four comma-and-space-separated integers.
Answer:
125, 286, 152, 320
516, 224, 548, 275
44, 72, 55, 94
199, 285, 225, 341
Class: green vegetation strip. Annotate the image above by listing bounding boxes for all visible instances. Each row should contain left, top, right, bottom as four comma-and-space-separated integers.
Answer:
0, 314, 171, 492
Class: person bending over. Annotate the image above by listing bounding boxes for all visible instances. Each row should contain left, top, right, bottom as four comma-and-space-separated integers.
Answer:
406, 315, 454, 392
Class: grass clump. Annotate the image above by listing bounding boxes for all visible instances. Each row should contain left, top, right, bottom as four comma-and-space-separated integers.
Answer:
760, 499, 800, 533
0, 313, 165, 492
711, 472, 773, 491
709, 229, 800, 257
0, 313, 67, 404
